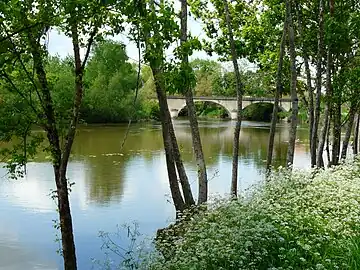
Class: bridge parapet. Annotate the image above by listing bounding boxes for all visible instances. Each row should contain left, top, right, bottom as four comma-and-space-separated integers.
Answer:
167, 95, 292, 102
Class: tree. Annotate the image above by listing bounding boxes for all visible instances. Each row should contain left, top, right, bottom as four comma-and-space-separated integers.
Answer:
123, 0, 196, 211
179, 0, 208, 204
312, 0, 325, 167
82, 40, 139, 123
285, 0, 299, 167
296, 1, 314, 166
266, 9, 287, 171
221, 0, 244, 196
190, 58, 221, 96
0, 0, 113, 268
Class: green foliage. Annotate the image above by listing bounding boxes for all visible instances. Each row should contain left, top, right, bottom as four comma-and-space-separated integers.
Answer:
149, 160, 360, 269
140, 100, 160, 121
46, 55, 75, 131
81, 39, 140, 123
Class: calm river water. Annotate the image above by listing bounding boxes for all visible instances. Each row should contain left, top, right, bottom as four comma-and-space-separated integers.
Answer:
0, 120, 311, 269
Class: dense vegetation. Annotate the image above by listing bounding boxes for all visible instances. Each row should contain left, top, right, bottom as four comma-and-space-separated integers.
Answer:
142, 160, 360, 270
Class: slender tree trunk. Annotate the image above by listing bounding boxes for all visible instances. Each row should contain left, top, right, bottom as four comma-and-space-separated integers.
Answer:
353, 113, 359, 155
56, 174, 77, 270
312, 0, 325, 167
223, 0, 243, 197
33, 57, 77, 270
151, 67, 186, 212
296, 2, 314, 164
331, 100, 341, 165
317, 0, 335, 167
180, 0, 207, 204
341, 104, 356, 160
168, 123, 195, 206
325, 115, 331, 166
145, 0, 194, 210
286, 0, 299, 167
317, 48, 332, 167
27, 30, 77, 270
330, 53, 340, 165
331, 104, 341, 165
266, 15, 287, 172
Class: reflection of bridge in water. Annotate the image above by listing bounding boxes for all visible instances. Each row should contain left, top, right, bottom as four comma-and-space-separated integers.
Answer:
166, 96, 292, 120
173, 120, 291, 142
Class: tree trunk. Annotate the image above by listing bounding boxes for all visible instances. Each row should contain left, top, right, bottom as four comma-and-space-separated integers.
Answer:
180, 0, 207, 204
331, 98, 341, 165
317, 47, 332, 167
168, 123, 195, 206
223, 0, 243, 197
325, 115, 331, 166
286, 0, 299, 167
296, 2, 314, 165
266, 15, 287, 172
341, 104, 356, 160
328, 0, 340, 166
151, 66, 186, 212
317, 0, 334, 168
56, 174, 77, 270
27, 29, 78, 269
143, 0, 194, 211
312, 0, 325, 167
353, 113, 359, 155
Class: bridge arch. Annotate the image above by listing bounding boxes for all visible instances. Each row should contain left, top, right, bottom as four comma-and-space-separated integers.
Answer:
242, 101, 288, 113
176, 100, 232, 119
242, 101, 287, 122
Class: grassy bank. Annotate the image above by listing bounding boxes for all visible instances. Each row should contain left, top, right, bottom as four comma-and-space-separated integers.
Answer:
142, 161, 360, 270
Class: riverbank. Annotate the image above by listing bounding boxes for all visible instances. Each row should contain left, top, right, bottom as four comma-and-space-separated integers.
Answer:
135, 160, 360, 269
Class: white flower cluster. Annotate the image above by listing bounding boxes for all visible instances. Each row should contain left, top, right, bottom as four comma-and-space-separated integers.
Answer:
150, 160, 360, 270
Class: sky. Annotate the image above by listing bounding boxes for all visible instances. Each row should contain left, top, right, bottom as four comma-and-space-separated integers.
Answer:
48, 17, 212, 62
47, 16, 257, 72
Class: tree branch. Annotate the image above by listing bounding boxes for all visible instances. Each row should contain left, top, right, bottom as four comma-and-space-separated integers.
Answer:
0, 72, 42, 121
0, 22, 47, 111
81, 24, 98, 69
0, 22, 43, 43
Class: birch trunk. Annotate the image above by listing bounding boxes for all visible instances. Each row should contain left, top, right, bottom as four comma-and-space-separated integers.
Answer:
266, 16, 287, 171
341, 104, 356, 160
180, 0, 207, 204
311, 0, 325, 167
286, 0, 299, 167
296, 2, 314, 165
353, 113, 359, 155
223, 0, 243, 196
151, 67, 186, 212
317, 49, 332, 167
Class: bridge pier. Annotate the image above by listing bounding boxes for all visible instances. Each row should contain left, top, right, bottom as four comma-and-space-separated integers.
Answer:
170, 109, 179, 118
230, 110, 238, 120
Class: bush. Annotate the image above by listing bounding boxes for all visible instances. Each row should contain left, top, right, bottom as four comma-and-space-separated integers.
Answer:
139, 100, 160, 120
150, 160, 360, 270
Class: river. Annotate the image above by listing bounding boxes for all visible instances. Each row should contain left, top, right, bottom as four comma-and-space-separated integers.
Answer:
0, 120, 311, 269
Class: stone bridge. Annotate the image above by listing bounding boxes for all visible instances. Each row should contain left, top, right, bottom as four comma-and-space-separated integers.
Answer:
166, 96, 292, 120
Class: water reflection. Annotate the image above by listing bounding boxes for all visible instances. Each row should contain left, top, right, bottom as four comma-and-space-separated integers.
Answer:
0, 224, 58, 270
0, 120, 311, 269
3, 121, 311, 206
